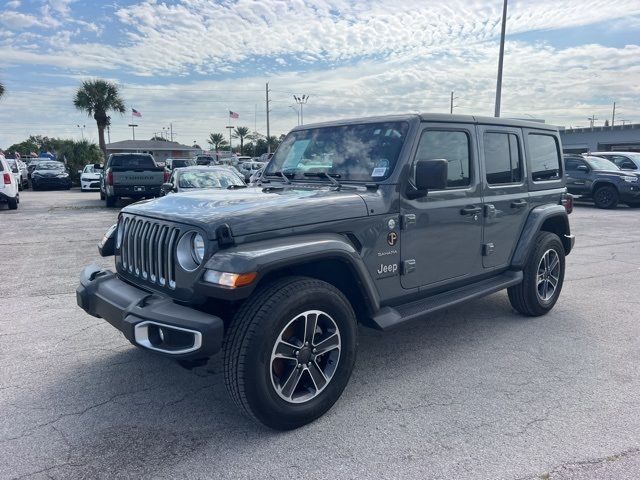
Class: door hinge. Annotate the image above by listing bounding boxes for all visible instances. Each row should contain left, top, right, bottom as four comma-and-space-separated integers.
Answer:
401, 214, 416, 230
402, 259, 416, 274
482, 243, 495, 256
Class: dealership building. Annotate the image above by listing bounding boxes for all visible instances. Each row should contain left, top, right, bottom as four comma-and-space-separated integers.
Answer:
105, 140, 198, 165
560, 123, 640, 153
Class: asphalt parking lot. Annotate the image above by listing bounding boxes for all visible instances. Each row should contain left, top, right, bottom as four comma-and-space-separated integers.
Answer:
1, 189, 639, 479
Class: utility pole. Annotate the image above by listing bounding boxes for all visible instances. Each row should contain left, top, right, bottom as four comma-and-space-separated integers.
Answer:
289, 105, 300, 125
293, 94, 309, 124
170, 123, 174, 142
450, 92, 458, 114
611, 102, 616, 128
588, 115, 597, 128
494, 0, 508, 117
266, 82, 271, 153
128, 123, 138, 140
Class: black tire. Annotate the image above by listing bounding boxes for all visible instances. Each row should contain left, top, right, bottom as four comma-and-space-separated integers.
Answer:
508, 231, 565, 316
105, 195, 118, 208
8, 196, 18, 210
100, 191, 105, 200
593, 184, 618, 209
223, 276, 357, 430
18, 182, 23, 191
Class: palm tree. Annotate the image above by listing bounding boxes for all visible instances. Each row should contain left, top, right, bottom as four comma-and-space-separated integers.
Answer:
73, 79, 125, 159
208, 132, 228, 151
232, 126, 250, 155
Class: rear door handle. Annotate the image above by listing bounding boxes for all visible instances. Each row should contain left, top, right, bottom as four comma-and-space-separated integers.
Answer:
460, 205, 482, 215
510, 199, 528, 208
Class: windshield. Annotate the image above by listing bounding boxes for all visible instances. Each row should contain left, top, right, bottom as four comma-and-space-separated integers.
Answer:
36, 162, 65, 171
109, 154, 155, 168
178, 170, 245, 189
266, 121, 409, 182
585, 157, 619, 171
172, 159, 196, 168
82, 165, 99, 173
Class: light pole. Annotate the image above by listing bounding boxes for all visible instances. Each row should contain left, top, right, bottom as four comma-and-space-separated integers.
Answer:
226, 125, 234, 153
289, 105, 300, 125
588, 115, 597, 128
494, 0, 508, 117
293, 94, 309, 125
76, 124, 85, 140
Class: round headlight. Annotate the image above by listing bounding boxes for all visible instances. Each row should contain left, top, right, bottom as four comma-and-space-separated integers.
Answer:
192, 233, 205, 263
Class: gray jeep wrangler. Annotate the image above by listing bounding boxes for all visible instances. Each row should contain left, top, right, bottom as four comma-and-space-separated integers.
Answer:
77, 114, 574, 430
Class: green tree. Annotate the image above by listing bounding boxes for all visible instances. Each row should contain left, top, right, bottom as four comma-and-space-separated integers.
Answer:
73, 79, 126, 159
232, 126, 250, 155
208, 132, 228, 151
56, 139, 103, 184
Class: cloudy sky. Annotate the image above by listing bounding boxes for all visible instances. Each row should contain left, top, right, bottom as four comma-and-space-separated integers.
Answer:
0, 0, 639, 149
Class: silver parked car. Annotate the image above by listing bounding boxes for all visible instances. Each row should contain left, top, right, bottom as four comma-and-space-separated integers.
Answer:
160, 166, 246, 195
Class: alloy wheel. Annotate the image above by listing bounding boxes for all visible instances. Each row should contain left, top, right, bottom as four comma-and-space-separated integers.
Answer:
537, 249, 560, 302
270, 310, 341, 404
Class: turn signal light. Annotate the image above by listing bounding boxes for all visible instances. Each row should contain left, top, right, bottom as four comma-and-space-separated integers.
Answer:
3, 173, 10, 185
203, 270, 257, 288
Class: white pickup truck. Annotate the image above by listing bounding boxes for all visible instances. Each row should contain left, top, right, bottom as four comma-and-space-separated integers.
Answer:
101, 153, 168, 207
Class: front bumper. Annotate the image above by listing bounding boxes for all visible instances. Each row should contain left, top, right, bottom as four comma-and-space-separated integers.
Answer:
81, 179, 101, 190
32, 177, 72, 189
619, 183, 640, 202
76, 265, 224, 359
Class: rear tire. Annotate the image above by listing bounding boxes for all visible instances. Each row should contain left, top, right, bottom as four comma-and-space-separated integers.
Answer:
508, 231, 565, 316
593, 185, 618, 209
223, 276, 357, 430
8, 196, 18, 210
105, 195, 118, 208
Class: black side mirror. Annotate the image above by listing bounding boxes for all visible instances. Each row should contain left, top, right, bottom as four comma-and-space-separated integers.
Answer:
415, 159, 448, 191
161, 182, 174, 195
576, 165, 589, 172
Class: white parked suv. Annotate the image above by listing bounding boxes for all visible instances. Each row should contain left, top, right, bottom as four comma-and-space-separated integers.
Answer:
0, 155, 20, 210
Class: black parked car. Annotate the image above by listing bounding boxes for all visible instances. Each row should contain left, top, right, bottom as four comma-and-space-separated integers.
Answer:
564, 154, 640, 208
160, 166, 245, 195
31, 161, 72, 190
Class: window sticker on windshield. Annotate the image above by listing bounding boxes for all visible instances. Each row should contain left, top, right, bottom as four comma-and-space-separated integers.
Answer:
372, 167, 387, 177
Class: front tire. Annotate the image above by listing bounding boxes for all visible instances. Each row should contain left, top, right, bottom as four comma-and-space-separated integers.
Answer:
105, 194, 117, 207
508, 231, 565, 316
593, 185, 618, 209
223, 277, 357, 430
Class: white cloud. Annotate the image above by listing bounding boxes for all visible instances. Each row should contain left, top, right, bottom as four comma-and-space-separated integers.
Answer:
6, 0, 21, 9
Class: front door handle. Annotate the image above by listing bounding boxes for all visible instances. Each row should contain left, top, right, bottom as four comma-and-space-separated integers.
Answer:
510, 199, 528, 209
460, 205, 482, 215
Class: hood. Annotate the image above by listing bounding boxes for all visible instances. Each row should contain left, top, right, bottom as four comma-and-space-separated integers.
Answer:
593, 169, 640, 177
123, 186, 369, 238
33, 170, 66, 177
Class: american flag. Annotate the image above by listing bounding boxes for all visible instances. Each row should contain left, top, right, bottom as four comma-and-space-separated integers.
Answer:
132, 108, 142, 118
229, 110, 239, 119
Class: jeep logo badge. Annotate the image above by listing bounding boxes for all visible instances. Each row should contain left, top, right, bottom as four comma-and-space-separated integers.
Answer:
387, 231, 398, 246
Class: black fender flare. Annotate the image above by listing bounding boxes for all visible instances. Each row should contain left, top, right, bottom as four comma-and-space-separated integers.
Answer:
511, 204, 573, 269
590, 180, 618, 195
202, 233, 381, 314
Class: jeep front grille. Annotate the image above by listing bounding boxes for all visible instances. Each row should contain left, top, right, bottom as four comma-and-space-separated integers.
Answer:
119, 217, 180, 289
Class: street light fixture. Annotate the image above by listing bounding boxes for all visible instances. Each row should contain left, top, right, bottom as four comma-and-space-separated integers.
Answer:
293, 94, 309, 125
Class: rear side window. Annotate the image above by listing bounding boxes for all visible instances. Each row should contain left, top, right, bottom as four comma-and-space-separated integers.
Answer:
483, 132, 522, 184
528, 134, 561, 181
415, 130, 471, 188
564, 157, 584, 171
110, 155, 155, 168
0, 160, 4, 172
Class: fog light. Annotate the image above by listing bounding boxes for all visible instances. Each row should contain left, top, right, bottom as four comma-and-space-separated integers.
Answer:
203, 269, 257, 288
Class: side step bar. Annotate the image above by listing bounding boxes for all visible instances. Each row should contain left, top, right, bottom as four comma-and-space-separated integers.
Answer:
371, 270, 523, 331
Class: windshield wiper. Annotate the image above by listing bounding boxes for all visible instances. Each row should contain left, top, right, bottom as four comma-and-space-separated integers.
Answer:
303, 172, 341, 190
264, 170, 292, 184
